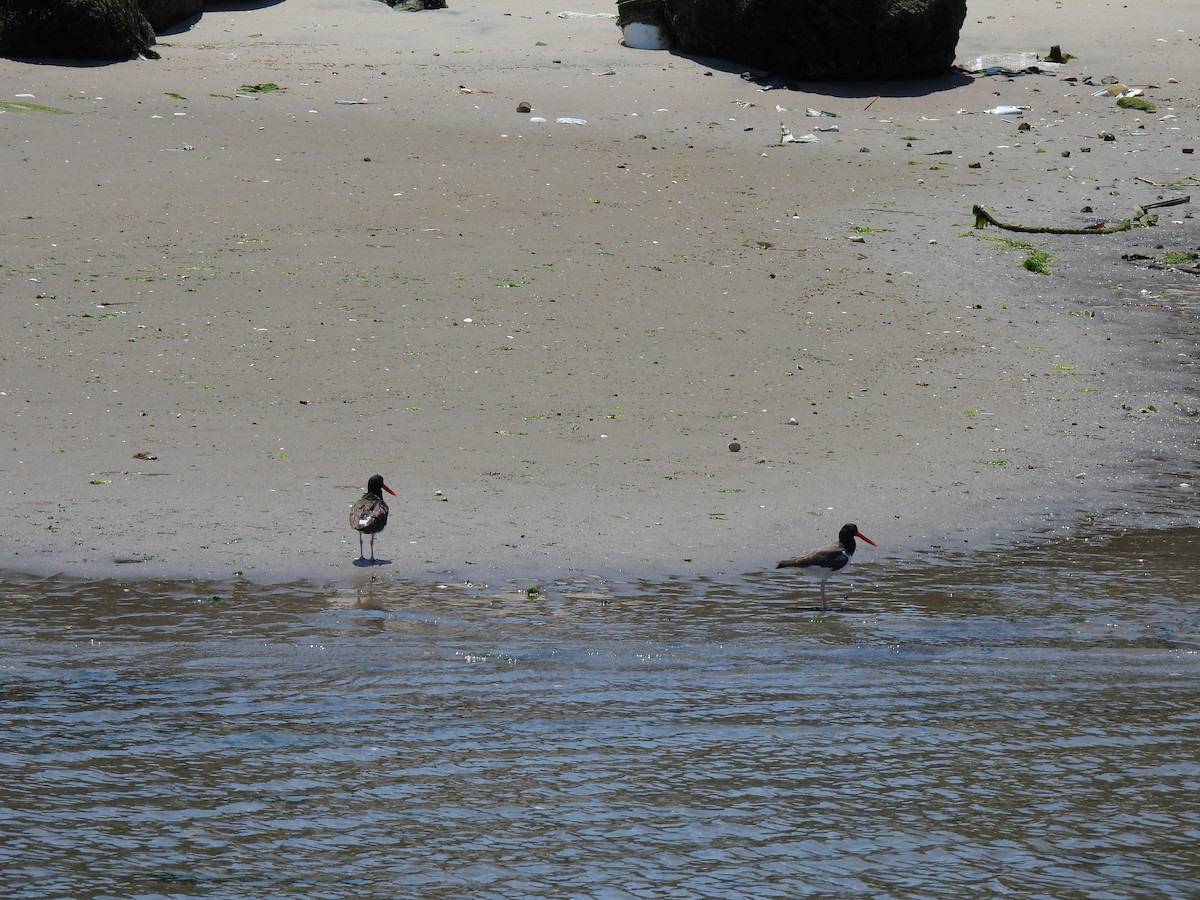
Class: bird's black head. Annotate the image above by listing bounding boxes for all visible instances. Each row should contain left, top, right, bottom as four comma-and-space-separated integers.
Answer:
366, 474, 396, 496
839, 523, 877, 549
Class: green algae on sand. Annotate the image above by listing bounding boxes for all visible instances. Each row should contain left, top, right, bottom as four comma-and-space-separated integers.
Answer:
0, 100, 71, 114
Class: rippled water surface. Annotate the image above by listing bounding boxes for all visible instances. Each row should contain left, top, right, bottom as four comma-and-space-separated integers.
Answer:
2, 527, 1198, 898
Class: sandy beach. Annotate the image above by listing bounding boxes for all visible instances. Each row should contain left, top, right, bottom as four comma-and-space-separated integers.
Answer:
0, 0, 1195, 586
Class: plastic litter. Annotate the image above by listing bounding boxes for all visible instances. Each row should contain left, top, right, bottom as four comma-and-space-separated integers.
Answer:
965, 52, 1063, 75
780, 126, 818, 144
1093, 84, 1142, 98
556, 117, 587, 125
805, 107, 837, 118
622, 22, 669, 50
983, 106, 1026, 115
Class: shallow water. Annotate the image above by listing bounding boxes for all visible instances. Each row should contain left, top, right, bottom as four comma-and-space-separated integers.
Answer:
2, 527, 1198, 898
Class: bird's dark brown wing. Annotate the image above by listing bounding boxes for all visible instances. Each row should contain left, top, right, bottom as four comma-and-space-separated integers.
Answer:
350, 494, 389, 534
776, 542, 849, 571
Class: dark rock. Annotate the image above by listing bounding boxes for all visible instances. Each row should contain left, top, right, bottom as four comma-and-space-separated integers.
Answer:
663, 0, 968, 80
0, 0, 158, 60
617, 0, 668, 30
383, 0, 447, 9
139, 0, 202, 32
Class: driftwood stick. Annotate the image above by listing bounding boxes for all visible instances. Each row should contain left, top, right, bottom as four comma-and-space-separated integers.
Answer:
1138, 195, 1190, 212
972, 204, 1134, 234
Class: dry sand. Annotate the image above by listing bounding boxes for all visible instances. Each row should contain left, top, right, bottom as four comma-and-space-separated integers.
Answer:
0, 0, 1196, 587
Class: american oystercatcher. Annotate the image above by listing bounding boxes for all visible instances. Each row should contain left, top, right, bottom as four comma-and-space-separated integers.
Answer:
776, 523, 878, 611
349, 474, 397, 562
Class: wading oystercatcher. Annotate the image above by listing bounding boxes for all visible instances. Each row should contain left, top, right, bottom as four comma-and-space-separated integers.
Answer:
349, 474, 397, 562
776, 523, 878, 611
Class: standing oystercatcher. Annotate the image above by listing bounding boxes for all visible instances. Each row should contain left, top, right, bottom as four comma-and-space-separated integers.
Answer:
349, 474, 397, 562
776, 523, 878, 611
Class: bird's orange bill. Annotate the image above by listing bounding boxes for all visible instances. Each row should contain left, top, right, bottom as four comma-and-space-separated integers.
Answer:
382, 483, 397, 496
856, 531, 878, 547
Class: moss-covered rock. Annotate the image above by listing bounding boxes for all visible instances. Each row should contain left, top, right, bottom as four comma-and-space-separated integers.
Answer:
0, 0, 159, 60
139, 0, 202, 33
664, 0, 968, 80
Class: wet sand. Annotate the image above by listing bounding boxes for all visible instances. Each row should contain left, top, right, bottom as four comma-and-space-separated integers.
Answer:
0, 0, 1195, 585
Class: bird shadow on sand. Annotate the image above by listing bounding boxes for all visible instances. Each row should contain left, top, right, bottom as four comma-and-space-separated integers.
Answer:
352, 558, 393, 568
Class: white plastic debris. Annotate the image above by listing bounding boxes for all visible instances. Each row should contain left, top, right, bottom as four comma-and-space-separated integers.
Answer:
965, 52, 1063, 73
621, 22, 669, 50
983, 105, 1026, 115
1092, 85, 1142, 98
780, 124, 818, 143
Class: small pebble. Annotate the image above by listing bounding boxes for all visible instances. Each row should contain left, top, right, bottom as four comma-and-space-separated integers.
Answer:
728, 441, 741, 453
